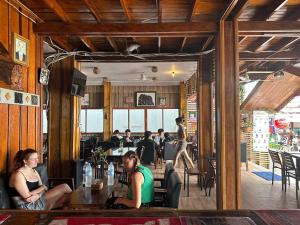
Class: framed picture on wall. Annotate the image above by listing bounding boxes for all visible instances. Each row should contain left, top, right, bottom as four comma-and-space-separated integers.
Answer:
12, 33, 29, 66
159, 97, 166, 106
136, 92, 156, 107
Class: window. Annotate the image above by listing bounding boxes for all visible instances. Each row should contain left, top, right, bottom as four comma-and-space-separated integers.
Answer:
113, 109, 129, 132
86, 109, 103, 133
80, 109, 86, 132
163, 109, 179, 132
43, 110, 47, 133
80, 109, 103, 133
147, 109, 162, 132
129, 109, 145, 132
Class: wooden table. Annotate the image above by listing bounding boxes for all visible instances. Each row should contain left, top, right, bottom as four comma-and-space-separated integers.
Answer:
2, 209, 300, 225
68, 178, 127, 209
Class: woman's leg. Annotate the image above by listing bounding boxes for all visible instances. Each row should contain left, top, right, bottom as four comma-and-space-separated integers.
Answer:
173, 150, 183, 168
182, 149, 195, 168
44, 183, 72, 210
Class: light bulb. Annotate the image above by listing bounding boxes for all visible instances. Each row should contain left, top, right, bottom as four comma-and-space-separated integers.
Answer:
172, 71, 175, 77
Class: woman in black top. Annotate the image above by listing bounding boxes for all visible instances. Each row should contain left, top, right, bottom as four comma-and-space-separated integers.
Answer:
9, 149, 72, 210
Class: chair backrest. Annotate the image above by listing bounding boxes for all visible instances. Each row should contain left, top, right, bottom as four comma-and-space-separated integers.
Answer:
281, 152, 296, 171
163, 162, 175, 189
140, 140, 155, 164
166, 172, 182, 208
164, 142, 176, 160
0, 175, 11, 209
35, 164, 49, 188
268, 150, 282, 166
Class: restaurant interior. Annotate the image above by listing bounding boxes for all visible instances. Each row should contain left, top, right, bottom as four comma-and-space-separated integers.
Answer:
1, 0, 300, 224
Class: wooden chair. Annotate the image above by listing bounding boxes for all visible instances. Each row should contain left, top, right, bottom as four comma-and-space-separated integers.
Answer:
204, 158, 216, 196
281, 152, 300, 199
268, 149, 284, 189
181, 155, 206, 197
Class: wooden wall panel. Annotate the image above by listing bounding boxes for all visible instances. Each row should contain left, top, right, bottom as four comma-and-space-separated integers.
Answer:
0, 1, 43, 173
111, 85, 179, 108
83, 85, 103, 109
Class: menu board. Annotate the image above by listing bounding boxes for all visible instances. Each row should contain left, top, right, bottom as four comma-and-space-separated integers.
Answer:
253, 111, 269, 152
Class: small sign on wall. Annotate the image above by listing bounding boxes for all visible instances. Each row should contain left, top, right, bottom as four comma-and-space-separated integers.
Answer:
125, 96, 134, 104
81, 93, 89, 106
159, 97, 166, 106
0, 87, 39, 107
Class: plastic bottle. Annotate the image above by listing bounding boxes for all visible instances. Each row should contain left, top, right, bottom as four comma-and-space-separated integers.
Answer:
107, 162, 115, 186
82, 162, 88, 187
85, 162, 93, 188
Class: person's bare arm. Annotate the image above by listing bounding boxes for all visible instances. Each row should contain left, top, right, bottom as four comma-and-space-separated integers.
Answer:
30, 172, 47, 195
114, 172, 144, 208
12, 172, 40, 203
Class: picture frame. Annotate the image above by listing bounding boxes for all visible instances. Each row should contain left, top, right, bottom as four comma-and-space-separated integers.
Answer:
81, 93, 89, 106
159, 97, 166, 106
136, 91, 156, 107
12, 33, 29, 66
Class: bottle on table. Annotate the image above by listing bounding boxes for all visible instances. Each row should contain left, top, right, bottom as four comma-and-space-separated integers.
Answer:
85, 162, 93, 188
107, 162, 115, 186
82, 162, 88, 187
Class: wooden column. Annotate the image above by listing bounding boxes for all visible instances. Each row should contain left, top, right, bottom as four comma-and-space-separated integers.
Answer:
48, 57, 80, 177
197, 53, 214, 172
215, 20, 241, 209
103, 80, 112, 141
179, 82, 188, 127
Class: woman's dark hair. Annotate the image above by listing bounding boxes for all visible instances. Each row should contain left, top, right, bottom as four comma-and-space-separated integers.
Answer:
113, 130, 120, 134
14, 149, 37, 170
125, 129, 131, 133
157, 128, 164, 134
175, 117, 184, 124
123, 150, 140, 169
144, 131, 152, 139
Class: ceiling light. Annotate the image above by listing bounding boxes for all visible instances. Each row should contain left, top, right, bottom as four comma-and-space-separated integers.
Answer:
172, 71, 175, 78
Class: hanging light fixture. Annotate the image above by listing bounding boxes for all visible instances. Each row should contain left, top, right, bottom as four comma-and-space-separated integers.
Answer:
172, 71, 175, 78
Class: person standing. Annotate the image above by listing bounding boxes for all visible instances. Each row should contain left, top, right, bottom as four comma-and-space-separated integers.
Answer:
173, 117, 194, 168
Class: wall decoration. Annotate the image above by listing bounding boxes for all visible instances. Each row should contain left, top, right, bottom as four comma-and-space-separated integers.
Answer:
253, 111, 269, 152
136, 92, 156, 107
12, 33, 29, 66
125, 96, 134, 104
10, 65, 23, 90
159, 97, 166, 106
81, 93, 89, 106
0, 87, 39, 107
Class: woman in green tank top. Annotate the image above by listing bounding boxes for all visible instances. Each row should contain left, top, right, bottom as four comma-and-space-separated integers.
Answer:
114, 151, 154, 208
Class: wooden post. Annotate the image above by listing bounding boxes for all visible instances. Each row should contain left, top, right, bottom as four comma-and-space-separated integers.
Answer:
103, 80, 112, 141
179, 82, 188, 127
215, 20, 241, 209
197, 53, 214, 172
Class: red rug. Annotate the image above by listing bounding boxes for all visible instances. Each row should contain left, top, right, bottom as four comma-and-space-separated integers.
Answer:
0, 214, 10, 224
51, 217, 181, 225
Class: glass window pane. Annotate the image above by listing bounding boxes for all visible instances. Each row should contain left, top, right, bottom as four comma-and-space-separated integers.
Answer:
86, 109, 103, 133
130, 109, 145, 132
113, 109, 129, 132
43, 110, 47, 134
163, 109, 179, 132
147, 109, 162, 132
80, 109, 86, 133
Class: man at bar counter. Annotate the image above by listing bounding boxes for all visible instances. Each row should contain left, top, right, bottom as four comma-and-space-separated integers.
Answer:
113, 151, 154, 208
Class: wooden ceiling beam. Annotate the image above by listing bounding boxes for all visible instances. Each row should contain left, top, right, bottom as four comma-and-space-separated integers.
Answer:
239, 21, 300, 33
201, 36, 214, 51
157, 0, 162, 23
41, 0, 97, 52
83, 0, 119, 52
120, 0, 133, 22
239, 49, 300, 61
250, 0, 287, 20
221, 0, 249, 20
255, 36, 275, 52
50, 36, 73, 52
281, 5, 300, 21
34, 22, 218, 36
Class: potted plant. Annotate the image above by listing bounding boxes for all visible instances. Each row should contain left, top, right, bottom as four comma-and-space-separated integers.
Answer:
91, 147, 108, 179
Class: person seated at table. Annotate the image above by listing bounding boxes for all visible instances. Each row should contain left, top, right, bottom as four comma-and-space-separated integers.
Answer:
110, 130, 123, 147
136, 131, 157, 165
124, 129, 133, 143
114, 151, 154, 208
154, 128, 164, 146
9, 149, 72, 210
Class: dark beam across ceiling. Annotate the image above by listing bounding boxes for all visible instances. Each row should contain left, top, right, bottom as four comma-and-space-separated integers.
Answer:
34, 22, 218, 36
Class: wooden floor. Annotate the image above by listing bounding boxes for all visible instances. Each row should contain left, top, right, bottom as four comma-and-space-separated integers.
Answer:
152, 161, 300, 210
